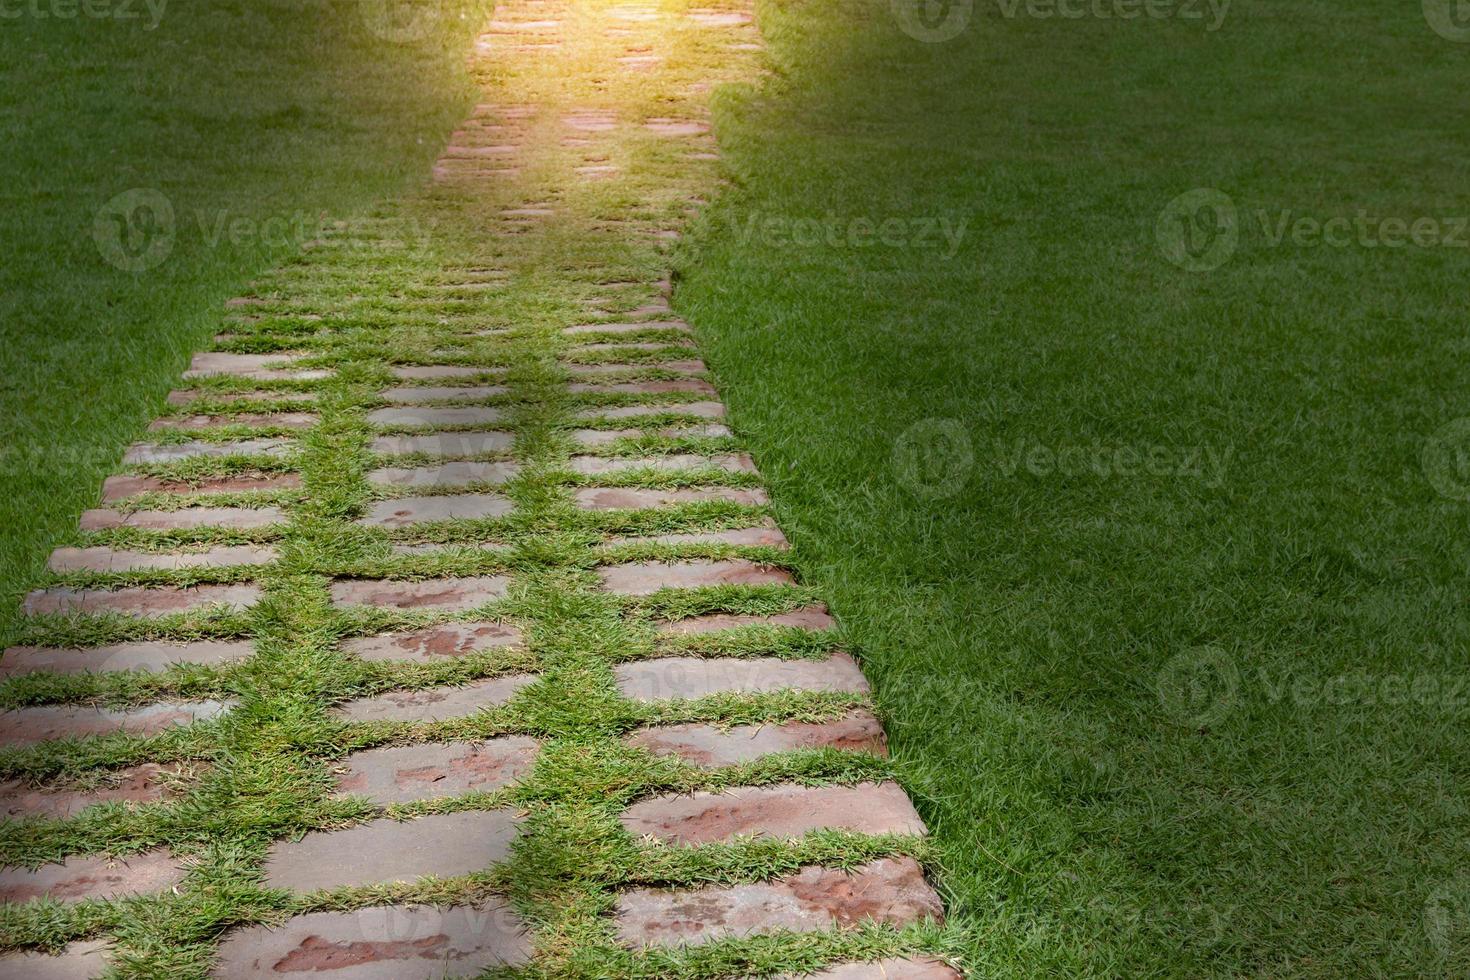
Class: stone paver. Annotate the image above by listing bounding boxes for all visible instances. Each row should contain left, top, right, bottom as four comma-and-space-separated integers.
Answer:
614, 857, 943, 948
122, 439, 291, 464
333, 675, 534, 723
381, 385, 508, 403
0, 700, 233, 747
572, 423, 730, 446
47, 545, 277, 573
214, 903, 532, 978
598, 559, 796, 595
568, 378, 715, 394
149, 412, 318, 432
100, 473, 299, 502
335, 736, 539, 803
0, 764, 186, 820
1, 639, 252, 677
621, 782, 926, 844
565, 358, 706, 375
615, 654, 869, 701
357, 493, 514, 527
368, 407, 503, 428
0, 941, 110, 979
569, 453, 755, 475
80, 506, 285, 531
392, 365, 502, 380
330, 577, 510, 611
613, 523, 789, 548
182, 352, 329, 381
627, 711, 887, 766
783, 959, 961, 980
580, 401, 725, 420
166, 389, 314, 407
658, 604, 835, 635
563, 320, 691, 335
262, 810, 519, 892
0, 850, 186, 904
574, 486, 767, 510
366, 462, 520, 487
371, 432, 514, 456
22, 584, 262, 619
343, 622, 523, 662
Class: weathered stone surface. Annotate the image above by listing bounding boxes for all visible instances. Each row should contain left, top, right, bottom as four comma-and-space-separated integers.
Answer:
332, 676, 534, 723
391, 365, 503, 380
368, 407, 503, 428
149, 412, 318, 432
565, 358, 706, 376
580, 401, 725, 420
783, 959, 962, 980
22, 584, 262, 618
598, 560, 796, 595
47, 545, 277, 573
80, 506, 285, 531
574, 487, 767, 510
262, 810, 520, 892
643, 119, 710, 136
329, 577, 510, 611
0, 764, 185, 820
166, 389, 314, 407
0, 940, 110, 979
627, 712, 887, 767
621, 782, 926, 844
381, 385, 508, 404
614, 523, 789, 549
569, 454, 755, 475
568, 379, 716, 395
100, 473, 300, 503
335, 737, 539, 804
574, 341, 694, 353
214, 903, 532, 978
659, 605, 834, 635
1, 639, 252, 677
389, 542, 510, 557
358, 494, 514, 527
0, 850, 186, 904
0, 700, 233, 747
371, 432, 514, 456
123, 439, 292, 464
615, 654, 869, 702
366, 462, 520, 488
563, 321, 692, 335
343, 623, 523, 663
182, 352, 329, 381
572, 424, 731, 447
614, 857, 943, 948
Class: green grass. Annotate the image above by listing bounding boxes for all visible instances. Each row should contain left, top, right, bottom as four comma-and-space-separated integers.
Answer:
677, 0, 1470, 974
0, 0, 495, 628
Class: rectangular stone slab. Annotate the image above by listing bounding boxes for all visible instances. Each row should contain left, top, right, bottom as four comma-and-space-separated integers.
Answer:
343, 623, 523, 663
101, 473, 299, 503
568, 379, 716, 394
1, 639, 252, 677
371, 432, 514, 456
611, 524, 788, 548
380, 385, 508, 403
565, 359, 706, 375
213, 903, 531, 978
329, 577, 510, 611
597, 560, 796, 595
614, 857, 943, 948
262, 810, 520, 892
0, 850, 186, 904
579, 401, 725, 420
47, 545, 277, 573
366, 462, 520, 487
334, 736, 539, 804
0, 940, 110, 979
569, 454, 755, 475
358, 494, 514, 527
368, 407, 503, 428
620, 781, 927, 844
22, 584, 262, 618
658, 605, 834, 635
392, 365, 503, 379
0, 763, 185, 820
574, 487, 767, 511
332, 675, 535, 723
572, 424, 730, 446
182, 352, 329, 381
782, 959, 962, 980
80, 506, 285, 531
626, 711, 887, 767
123, 439, 292, 464
149, 412, 318, 432
615, 654, 869, 701
0, 700, 234, 747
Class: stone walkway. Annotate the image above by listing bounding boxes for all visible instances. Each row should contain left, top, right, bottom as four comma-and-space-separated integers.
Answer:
0, 2, 957, 976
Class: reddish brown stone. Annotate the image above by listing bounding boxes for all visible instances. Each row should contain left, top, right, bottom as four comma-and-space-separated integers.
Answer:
0, 700, 233, 747
123, 439, 292, 464
613, 523, 789, 549
100, 472, 299, 503
621, 782, 926, 844
569, 454, 755, 475
214, 903, 531, 978
366, 462, 519, 488
343, 623, 523, 663
0, 940, 110, 979
335, 737, 539, 804
580, 402, 725, 420
614, 857, 943, 948
598, 560, 795, 595
659, 605, 834, 635
22, 584, 262, 619
392, 365, 503, 380
262, 810, 520, 892
47, 545, 276, 573
358, 494, 514, 527
615, 654, 869, 701
1, 639, 251, 677
0, 763, 185, 820
783, 959, 961, 980
329, 577, 510, 612
80, 506, 285, 531
371, 432, 514, 456
182, 352, 329, 381
381, 385, 508, 404
0, 850, 186, 904
368, 407, 504, 428
574, 487, 767, 510
332, 676, 534, 724
148, 412, 318, 432
627, 711, 887, 767
568, 379, 716, 395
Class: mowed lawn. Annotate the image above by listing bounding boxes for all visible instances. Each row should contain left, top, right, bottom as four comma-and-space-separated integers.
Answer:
681, 0, 1470, 975
0, 0, 491, 625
